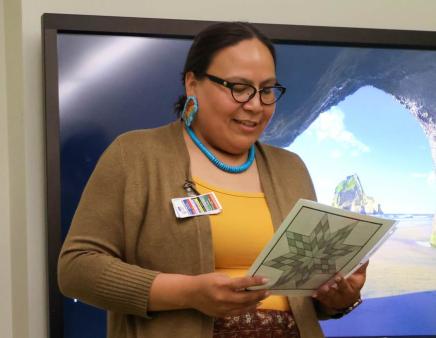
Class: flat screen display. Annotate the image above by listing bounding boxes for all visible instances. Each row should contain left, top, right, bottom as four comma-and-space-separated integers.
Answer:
44, 15, 436, 338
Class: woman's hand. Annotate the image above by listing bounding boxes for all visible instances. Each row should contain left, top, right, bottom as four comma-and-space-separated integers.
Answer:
148, 272, 269, 318
187, 273, 270, 318
312, 261, 369, 315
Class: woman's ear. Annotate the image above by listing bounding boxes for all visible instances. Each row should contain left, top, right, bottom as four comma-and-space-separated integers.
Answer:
184, 71, 197, 96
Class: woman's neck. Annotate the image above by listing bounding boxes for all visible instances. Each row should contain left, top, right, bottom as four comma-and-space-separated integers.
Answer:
182, 127, 262, 192
183, 126, 250, 167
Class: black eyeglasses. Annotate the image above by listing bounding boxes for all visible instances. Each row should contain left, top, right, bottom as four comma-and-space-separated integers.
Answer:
204, 73, 286, 105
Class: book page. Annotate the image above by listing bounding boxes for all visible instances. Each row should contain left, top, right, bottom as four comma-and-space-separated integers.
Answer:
247, 199, 396, 295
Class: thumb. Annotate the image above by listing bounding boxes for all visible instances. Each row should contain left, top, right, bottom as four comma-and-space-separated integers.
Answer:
229, 276, 268, 290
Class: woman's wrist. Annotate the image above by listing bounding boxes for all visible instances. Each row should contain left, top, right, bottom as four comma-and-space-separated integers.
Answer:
313, 297, 362, 319
177, 274, 199, 309
328, 297, 362, 319
313, 299, 338, 317
148, 273, 198, 311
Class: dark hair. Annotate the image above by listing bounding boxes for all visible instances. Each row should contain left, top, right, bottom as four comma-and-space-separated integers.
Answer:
174, 22, 276, 115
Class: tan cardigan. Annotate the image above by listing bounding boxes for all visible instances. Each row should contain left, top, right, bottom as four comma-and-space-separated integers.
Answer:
58, 121, 325, 338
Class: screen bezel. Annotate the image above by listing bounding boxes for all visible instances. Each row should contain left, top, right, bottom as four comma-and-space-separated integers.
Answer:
42, 13, 436, 338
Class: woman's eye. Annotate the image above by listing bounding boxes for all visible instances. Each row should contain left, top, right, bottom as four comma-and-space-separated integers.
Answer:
232, 84, 251, 94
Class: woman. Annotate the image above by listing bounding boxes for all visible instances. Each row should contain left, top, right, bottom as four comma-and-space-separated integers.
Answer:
58, 22, 367, 338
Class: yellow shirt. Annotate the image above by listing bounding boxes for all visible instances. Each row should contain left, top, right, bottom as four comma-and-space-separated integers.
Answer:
193, 177, 289, 311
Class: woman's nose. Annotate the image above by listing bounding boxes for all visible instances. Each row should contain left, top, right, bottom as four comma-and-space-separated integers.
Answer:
242, 91, 264, 113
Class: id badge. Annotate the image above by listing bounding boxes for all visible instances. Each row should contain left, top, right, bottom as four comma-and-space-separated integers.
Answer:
171, 192, 222, 218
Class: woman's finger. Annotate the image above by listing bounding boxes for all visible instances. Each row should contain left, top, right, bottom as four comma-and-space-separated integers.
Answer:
335, 275, 354, 295
229, 275, 269, 290
354, 260, 369, 274
317, 280, 361, 311
347, 261, 369, 288
317, 291, 346, 310
229, 289, 270, 307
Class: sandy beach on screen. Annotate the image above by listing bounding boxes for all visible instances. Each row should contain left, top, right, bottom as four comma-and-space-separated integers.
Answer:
362, 216, 436, 299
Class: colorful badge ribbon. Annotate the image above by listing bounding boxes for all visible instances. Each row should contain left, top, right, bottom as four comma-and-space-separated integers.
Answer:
172, 192, 222, 218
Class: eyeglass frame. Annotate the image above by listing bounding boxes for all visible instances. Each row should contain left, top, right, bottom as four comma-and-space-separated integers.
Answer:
203, 73, 286, 105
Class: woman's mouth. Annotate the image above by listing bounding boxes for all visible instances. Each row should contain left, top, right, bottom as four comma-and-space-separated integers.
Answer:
234, 119, 258, 128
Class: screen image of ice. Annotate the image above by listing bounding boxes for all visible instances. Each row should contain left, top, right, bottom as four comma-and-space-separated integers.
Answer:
57, 33, 436, 337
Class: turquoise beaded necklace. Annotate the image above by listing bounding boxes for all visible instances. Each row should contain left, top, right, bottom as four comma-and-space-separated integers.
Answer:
185, 125, 255, 174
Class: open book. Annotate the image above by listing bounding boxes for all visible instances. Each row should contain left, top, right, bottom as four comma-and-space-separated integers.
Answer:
247, 199, 396, 295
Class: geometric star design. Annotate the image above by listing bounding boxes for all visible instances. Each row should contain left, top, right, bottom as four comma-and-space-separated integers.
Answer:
263, 213, 361, 288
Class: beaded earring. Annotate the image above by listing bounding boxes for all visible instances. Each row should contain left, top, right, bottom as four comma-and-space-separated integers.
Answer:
182, 93, 255, 173
181, 96, 199, 128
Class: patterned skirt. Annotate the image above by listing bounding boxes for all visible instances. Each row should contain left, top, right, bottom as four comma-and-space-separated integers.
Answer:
213, 309, 300, 338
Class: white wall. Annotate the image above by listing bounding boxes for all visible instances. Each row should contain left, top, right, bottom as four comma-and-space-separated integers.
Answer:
0, 0, 13, 337
2, 1, 436, 337
3, 0, 30, 338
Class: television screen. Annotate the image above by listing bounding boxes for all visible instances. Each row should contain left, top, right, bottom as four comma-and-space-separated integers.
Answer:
44, 14, 436, 338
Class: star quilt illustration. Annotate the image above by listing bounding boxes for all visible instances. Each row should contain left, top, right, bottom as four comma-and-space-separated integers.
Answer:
247, 199, 395, 295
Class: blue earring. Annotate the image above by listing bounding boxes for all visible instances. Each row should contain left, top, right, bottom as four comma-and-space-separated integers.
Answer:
182, 96, 199, 127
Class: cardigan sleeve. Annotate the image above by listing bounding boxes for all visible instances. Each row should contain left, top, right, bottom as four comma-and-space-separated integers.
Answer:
58, 137, 160, 318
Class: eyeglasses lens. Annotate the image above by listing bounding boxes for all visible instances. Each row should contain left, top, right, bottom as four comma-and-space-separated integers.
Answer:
261, 87, 282, 105
231, 85, 283, 104
231, 84, 254, 102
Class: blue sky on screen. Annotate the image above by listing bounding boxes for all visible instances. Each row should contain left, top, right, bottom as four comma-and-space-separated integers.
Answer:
287, 85, 436, 214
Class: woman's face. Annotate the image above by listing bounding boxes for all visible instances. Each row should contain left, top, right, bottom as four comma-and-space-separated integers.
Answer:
186, 38, 277, 156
